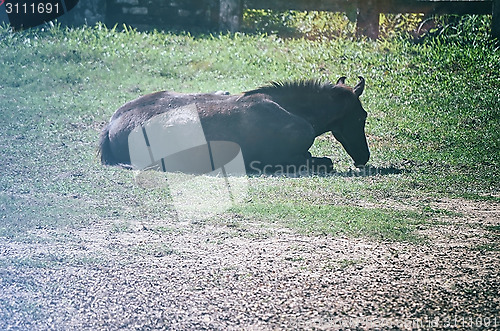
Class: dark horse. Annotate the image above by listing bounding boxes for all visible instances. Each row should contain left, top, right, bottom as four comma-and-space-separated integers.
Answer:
99, 76, 369, 173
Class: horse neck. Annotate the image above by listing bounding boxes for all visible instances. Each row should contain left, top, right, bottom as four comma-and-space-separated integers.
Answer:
270, 93, 333, 136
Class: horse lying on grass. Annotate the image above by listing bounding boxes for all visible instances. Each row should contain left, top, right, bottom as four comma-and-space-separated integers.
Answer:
99, 76, 369, 174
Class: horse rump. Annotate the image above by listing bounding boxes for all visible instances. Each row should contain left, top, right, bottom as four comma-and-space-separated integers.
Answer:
98, 123, 117, 166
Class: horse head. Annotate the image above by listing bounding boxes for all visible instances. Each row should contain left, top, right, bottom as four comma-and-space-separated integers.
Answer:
330, 76, 370, 167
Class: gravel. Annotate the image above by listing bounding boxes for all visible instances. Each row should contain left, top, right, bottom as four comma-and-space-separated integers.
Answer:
0, 198, 498, 330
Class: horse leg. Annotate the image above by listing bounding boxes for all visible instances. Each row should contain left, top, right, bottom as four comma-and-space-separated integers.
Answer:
305, 152, 334, 173
285, 152, 333, 174
237, 100, 334, 174
262, 134, 333, 174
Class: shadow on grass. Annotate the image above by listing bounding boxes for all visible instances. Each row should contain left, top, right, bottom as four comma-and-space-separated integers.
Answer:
247, 165, 406, 178
334, 165, 405, 178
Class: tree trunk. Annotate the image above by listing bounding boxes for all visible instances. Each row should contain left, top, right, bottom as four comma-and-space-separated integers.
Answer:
493, 0, 500, 40
219, 0, 242, 32
356, 0, 380, 39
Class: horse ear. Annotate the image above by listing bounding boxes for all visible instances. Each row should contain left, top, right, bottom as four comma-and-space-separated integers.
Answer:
336, 76, 347, 85
353, 76, 365, 97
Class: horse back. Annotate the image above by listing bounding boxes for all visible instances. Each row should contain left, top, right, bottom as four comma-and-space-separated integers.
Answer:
109, 91, 236, 123
102, 90, 315, 167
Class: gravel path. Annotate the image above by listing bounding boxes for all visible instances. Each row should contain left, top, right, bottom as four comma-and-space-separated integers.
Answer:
1, 198, 499, 330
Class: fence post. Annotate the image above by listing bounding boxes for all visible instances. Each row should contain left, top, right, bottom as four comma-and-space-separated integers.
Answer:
493, 0, 500, 40
356, 0, 380, 39
219, 0, 243, 32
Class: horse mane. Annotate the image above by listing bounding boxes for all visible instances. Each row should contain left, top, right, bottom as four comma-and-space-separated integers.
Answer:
243, 79, 338, 97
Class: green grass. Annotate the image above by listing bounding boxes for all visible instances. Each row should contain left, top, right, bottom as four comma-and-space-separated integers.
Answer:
474, 243, 499, 252
235, 202, 425, 242
0, 17, 499, 244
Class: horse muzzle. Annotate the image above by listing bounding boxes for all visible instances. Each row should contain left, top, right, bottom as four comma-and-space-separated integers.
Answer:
331, 131, 370, 168
353, 152, 370, 168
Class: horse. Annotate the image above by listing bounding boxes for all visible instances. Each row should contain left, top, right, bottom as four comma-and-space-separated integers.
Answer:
98, 76, 369, 174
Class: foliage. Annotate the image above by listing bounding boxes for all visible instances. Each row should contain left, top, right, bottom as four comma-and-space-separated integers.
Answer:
242, 9, 357, 40
419, 14, 493, 44
242, 9, 497, 44
242, 9, 426, 40
379, 13, 424, 39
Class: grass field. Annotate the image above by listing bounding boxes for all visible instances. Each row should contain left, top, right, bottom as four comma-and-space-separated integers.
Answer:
1, 21, 498, 238
0, 14, 499, 328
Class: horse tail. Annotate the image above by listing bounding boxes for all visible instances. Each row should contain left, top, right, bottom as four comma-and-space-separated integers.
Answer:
98, 123, 117, 165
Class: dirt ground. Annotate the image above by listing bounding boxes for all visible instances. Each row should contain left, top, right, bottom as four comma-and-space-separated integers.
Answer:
0, 198, 499, 330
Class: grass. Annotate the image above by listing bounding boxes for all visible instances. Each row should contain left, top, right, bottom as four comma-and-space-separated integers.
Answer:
474, 243, 499, 252
235, 202, 425, 242
0, 16, 499, 246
